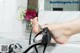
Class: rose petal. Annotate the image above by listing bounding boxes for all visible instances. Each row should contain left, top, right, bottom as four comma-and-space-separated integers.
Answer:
24, 9, 37, 21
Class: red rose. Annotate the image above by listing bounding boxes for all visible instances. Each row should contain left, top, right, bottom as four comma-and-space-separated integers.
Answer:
25, 9, 37, 21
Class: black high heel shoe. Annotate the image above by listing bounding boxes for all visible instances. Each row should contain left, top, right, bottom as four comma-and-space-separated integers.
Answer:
8, 27, 56, 53
24, 27, 56, 53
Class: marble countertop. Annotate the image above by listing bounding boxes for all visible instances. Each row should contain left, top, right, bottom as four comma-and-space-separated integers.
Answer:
0, 33, 80, 53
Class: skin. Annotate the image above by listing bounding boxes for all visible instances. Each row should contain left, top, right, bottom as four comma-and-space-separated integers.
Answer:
31, 17, 80, 44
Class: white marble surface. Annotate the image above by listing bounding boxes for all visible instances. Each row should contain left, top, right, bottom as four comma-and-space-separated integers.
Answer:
38, 11, 80, 25
37, 43, 80, 53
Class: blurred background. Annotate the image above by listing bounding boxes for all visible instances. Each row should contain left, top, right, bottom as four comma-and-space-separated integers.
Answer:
44, 0, 80, 11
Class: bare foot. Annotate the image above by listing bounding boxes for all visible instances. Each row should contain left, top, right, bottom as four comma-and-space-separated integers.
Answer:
31, 17, 73, 44
42, 24, 73, 44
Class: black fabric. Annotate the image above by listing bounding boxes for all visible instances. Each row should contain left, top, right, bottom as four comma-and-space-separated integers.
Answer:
24, 27, 56, 53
